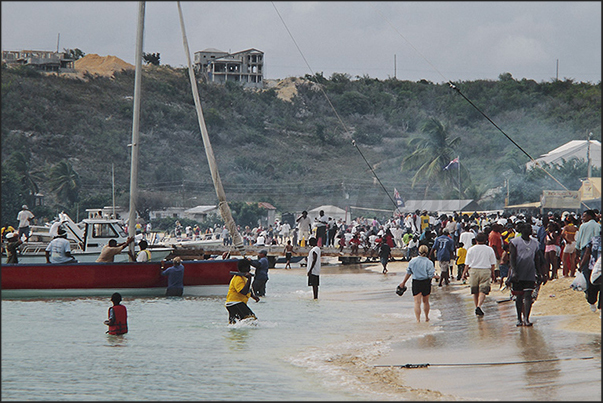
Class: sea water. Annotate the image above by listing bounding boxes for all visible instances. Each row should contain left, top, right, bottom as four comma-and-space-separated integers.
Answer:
2, 263, 601, 401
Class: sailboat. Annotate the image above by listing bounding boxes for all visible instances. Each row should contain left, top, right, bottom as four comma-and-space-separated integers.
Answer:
1, 2, 239, 298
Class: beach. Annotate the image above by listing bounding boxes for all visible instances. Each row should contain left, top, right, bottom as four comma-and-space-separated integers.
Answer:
325, 259, 601, 400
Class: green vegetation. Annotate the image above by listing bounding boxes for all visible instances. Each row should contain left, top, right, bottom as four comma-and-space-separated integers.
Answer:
1, 65, 600, 228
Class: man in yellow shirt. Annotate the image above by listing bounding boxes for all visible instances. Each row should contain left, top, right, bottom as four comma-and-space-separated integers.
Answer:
225, 259, 260, 324
420, 211, 430, 232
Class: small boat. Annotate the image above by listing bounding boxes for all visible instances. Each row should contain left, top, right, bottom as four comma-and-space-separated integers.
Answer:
7, 212, 172, 264
1, 258, 238, 298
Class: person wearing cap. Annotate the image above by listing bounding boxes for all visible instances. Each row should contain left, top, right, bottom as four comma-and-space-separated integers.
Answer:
250, 249, 270, 297
225, 259, 260, 323
4, 232, 23, 264
398, 244, 436, 322
160, 256, 185, 296
17, 204, 35, 242
45, 228, 77, 263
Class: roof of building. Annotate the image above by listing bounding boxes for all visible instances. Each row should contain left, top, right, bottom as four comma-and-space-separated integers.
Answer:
184, 205, 218, 214
398, 199, 482, 213
308, 205, 347, 215
526, 140, 601, 170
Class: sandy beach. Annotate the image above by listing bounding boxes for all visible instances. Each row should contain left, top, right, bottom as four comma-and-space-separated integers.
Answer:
333, 260, 601, 400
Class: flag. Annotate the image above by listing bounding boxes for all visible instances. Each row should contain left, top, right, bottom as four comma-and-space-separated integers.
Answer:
393, 188, 405, 208
443, 157, 459, 171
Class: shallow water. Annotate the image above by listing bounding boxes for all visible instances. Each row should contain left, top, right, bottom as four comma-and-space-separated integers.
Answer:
2, 263, 600, 401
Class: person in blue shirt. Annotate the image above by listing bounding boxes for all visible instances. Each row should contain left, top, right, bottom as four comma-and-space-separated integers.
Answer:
398, 245, 436, 323
160, 256, 185, 296
431, 229, 456, 286
250, 249, 270, 297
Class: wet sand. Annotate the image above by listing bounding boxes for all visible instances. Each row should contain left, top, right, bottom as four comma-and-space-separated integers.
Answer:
330, 260, 601, 401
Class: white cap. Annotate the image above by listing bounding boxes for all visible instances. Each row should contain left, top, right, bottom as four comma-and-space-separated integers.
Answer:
5, 232, 16, 239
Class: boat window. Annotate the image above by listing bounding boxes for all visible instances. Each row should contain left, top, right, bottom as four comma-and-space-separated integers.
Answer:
91, 223, 118, 238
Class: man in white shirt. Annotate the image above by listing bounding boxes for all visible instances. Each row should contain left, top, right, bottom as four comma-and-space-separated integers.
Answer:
462, 232, 496, 316
307, 237, 321, 299
17, 205, 35, 241
296, 211, 312, 246
45, 228, 77, 263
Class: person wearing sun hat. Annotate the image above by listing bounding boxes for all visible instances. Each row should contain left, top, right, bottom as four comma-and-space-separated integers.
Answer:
4, 232, 23, 264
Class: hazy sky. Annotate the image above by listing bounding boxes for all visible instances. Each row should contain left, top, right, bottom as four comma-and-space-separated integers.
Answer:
2, 1, 601, 83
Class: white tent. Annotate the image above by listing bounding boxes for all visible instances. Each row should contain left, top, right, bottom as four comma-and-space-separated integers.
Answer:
308, 205, 350, 224
526, 140, 601, 170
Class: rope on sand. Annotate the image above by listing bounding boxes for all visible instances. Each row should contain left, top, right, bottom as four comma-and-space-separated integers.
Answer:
374, 356, 595, 369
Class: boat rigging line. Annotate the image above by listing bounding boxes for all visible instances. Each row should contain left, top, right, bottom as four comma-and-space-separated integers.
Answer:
176, 1, 246, 256
371, 4, 591, 209
271, 2, 400, 212
374, 356, 595, 369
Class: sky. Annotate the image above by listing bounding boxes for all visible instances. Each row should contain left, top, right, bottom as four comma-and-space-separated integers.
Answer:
1, 1, 601, 83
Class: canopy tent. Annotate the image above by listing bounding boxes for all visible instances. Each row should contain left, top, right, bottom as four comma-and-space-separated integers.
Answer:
308, 205, 350, 224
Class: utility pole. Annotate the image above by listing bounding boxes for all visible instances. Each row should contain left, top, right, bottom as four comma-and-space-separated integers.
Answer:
587, 131, 592, 178
56, 33, 60, 53
556, 59, 559, 81
394, 54, 397, 79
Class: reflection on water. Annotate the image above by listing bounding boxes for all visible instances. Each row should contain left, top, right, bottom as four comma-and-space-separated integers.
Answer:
516, 326, 560, 401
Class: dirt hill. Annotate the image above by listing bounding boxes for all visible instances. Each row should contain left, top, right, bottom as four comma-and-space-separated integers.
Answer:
74, 54, 134, 77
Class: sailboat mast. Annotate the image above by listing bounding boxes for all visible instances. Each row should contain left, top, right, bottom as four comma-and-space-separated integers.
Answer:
176, 2, 245, 253
128, 1, 145, 255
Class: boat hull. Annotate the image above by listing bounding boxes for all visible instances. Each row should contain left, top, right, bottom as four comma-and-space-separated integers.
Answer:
1, 259, 237, 298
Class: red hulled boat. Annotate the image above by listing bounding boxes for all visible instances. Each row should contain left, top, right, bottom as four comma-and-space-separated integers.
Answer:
1, 259, 237, 298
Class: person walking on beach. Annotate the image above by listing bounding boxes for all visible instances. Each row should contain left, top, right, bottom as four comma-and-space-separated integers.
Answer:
455, 242, 467, 281
508, 222, 548, 326
307, 237, 321, 299
250, 249, 270, 297
225, 259, 260, 324
160, 256, 185, 296
431, 229, 455, 286
378, 237, 391, 274
104, 292, 128, 335
462, 232, 496, 316
284, 240, 294, 269
398, 245, 436, 323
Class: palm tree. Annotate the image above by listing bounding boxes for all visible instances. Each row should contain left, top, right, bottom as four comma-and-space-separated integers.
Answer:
8, 151, 44, 207
49, 160, 81, 206
401, 117, 461, 198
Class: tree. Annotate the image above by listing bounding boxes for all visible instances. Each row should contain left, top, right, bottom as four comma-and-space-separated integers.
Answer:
49, 160, 80, 207
142, 52, 160, 66
1, 162, 25, 226
401, 117, 461, 198
6, 151, 44, 208
64, 48, 85, 60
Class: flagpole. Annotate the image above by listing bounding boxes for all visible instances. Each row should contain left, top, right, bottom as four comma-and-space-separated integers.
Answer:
458, 156, 461, 211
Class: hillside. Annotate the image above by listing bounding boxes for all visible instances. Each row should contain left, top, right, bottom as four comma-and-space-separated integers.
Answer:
1, 58, 601, 223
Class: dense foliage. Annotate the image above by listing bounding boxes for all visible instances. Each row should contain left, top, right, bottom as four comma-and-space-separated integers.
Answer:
1, 64, 600, 228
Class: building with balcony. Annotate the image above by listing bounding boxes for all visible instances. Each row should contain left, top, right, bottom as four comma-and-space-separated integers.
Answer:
194, 48, 263, 88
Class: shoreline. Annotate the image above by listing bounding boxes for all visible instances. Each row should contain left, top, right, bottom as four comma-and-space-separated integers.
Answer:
331, 260, 601, 400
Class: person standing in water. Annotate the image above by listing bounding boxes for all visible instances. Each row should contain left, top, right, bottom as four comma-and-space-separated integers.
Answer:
284, 240, 294, 269
225, 259, 260, 324
397, 245, 436, 323
160, 256, 185, 296
104, 292, 128, 335
307, 237, 321, 299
